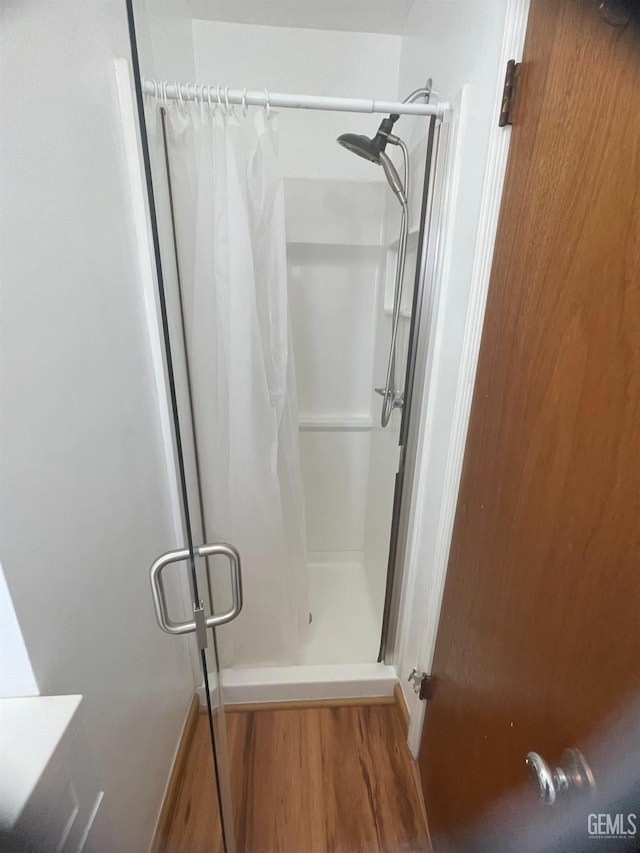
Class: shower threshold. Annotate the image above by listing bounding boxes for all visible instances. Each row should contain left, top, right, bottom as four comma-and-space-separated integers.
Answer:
200, 662, 397, 706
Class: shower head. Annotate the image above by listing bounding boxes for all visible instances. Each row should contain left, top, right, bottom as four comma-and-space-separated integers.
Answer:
336, 132, 383, 163
337, 113, 407, 206
337, 113, 399, 164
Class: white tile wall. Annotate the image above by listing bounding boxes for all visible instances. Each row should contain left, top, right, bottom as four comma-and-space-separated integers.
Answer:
284, 179, 385, 247
288, 242, 379, 419
298, 430, 371, 552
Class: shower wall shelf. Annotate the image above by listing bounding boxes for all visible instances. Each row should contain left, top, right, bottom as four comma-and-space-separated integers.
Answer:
386, 227, 421, 250
286, 239, 384, 250
298, 415, 374, 432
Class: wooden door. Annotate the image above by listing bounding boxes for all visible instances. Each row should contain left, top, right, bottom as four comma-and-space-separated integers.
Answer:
419, 1, 640, 849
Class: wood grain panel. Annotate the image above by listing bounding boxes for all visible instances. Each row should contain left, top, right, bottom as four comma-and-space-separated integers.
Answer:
419, 0, 640, 842
156, 705, 430, 852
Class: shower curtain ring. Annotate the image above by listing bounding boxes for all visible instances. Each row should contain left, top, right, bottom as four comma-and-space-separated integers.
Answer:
224, 86, 231, 115
161, 80, 168, 106
264, 89, 271, 120
175, 81, 184, 108
216, 85, 222, 111
206, 85, 213, 111
242, 87, 248, 117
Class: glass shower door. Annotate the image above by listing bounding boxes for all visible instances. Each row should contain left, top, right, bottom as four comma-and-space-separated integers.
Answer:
125, 2, 238, 851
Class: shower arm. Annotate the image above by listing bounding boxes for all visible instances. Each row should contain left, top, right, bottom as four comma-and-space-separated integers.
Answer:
403, 79, 432, 106
376, 135, 410, 428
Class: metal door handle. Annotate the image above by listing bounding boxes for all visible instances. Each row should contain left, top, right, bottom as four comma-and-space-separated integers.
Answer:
526, 748, 595, 805
150, 543, 243, 636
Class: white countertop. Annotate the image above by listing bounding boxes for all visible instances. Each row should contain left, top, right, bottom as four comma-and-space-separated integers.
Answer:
0, 694, 82, 830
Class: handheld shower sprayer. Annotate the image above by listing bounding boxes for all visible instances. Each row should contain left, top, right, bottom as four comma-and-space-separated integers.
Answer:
336, 81, 432, 426
378, 150, 407, 207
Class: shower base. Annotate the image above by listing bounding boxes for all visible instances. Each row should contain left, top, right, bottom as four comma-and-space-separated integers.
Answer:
202, 559, 397, 704
302, 557, 380, 664
214, 662, 397, 705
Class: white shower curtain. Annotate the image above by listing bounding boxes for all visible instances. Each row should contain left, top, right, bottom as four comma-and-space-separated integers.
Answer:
158, 101, 308, 667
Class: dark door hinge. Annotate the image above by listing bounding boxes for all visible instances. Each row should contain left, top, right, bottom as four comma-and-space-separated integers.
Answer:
419, 674, 434, 701
408, 668, 435, 701
499, 59, 520, 127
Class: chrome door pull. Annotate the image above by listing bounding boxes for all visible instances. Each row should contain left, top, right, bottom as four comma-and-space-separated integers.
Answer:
525, 748, 595, 805
150, 543, 243, 636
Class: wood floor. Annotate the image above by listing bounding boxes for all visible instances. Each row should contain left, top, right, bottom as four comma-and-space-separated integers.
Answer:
157, 704, 431, 853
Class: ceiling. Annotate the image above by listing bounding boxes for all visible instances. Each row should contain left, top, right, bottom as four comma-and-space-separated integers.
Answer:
150, 0, 415, 35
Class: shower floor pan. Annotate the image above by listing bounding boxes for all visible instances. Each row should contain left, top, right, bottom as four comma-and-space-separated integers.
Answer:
201, 560, 398, 704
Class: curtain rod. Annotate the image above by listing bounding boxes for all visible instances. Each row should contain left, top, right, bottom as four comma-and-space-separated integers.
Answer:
142, 80, 449, 119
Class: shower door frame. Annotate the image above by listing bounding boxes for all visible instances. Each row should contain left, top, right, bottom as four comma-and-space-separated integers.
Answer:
379, 116, 452, 662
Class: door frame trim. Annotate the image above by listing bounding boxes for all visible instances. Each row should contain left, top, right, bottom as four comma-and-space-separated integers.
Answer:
392, 0, 531, 757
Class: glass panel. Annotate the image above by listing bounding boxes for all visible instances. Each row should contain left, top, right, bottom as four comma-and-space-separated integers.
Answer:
126, 2, 233, 850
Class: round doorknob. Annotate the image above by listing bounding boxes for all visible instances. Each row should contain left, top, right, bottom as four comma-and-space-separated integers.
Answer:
526, 748, 595, 805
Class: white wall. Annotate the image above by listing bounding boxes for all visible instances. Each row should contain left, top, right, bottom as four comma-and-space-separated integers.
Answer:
0, 2, 196, 849
0, 563, 38, 699
174, 0, 414, 35
192, 20, 402, 181
136, 0, 196, 81
393, 0, 524, 749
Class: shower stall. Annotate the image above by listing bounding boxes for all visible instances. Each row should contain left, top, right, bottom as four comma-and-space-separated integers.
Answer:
127, 1, 450, 845
133, 11, 449, 694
